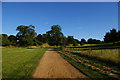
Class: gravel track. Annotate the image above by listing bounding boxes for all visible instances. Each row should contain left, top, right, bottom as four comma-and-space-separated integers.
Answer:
33, 49, 88, 78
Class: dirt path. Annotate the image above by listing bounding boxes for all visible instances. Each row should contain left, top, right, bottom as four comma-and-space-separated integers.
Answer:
33, 49, 88, 78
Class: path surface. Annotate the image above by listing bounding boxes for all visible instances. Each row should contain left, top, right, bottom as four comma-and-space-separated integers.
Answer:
33, 49, 88, 78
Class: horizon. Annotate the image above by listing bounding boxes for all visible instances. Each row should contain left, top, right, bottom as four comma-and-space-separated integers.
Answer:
2, 2, 118, 41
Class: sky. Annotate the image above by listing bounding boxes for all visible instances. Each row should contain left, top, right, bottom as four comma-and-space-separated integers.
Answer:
1, 0, 120, 2
2, 2, 118, 41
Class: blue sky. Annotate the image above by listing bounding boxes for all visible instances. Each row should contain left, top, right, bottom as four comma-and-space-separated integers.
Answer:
2, 2, 118, 41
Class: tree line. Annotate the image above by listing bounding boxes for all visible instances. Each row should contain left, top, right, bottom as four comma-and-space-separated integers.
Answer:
0, 25, 119, 47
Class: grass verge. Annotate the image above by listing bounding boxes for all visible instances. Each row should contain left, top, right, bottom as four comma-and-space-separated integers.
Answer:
2, 47, 48, 79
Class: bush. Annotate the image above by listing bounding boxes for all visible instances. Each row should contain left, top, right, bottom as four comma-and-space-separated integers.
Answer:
80, 42, 84, 46
73, 41, 78, 46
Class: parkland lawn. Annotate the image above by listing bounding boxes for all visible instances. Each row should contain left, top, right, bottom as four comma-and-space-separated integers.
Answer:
2, 47, 48, 78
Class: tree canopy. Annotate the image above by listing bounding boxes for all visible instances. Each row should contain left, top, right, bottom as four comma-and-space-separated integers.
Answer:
1, 34, 10, 46
1, 24, 119, 47
8, 35, 17, 46
104, 28, 119, 43
46, 25, 64, 46
16, 25, 37, 46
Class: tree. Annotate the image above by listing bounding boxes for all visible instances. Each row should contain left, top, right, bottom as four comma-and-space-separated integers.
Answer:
87, 38, 93, 44
104, 32, 111, 43
8, 35, 17, 46
33, 37, 42, 46
81, 38, 86, 44
87, 38, 101, 44
36, 34, 43, 42
68, 36, 74, 44
1, 34, 10, 46
104, 28, 117, 43
60, 37, 69, 47
110, 28, 117, 43
117, 31, 120, 41
73, 40, 78, 46
46, 25, 64, 46
16, 25, 37, 46
33, 34, 43, 46
80, 42, 84, 46
42, 34, 47, 43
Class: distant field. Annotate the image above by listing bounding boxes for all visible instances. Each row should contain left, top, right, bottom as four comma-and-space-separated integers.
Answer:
2, 47, 48, 79
64, 48, 120, 64
66, 43, 120, 64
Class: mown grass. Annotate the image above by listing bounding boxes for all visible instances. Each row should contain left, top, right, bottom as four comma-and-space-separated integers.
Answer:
2, 47, 48, 79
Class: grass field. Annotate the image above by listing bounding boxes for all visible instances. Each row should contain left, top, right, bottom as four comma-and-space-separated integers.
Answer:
65, 43, 120, 64
2, 47, 48, 79
57, 43, 120, 79
64, 48, 120, 64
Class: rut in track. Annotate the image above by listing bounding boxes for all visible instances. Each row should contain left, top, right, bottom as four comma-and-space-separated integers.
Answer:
33, 49, 88, 78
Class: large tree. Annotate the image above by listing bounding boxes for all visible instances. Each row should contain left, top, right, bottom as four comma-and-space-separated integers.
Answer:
104, 28, 117, 43
36, 34, 43, 42
8, 35, 17, 46
110, 28, 117, 42
33, 34, 43, 46
104, 32, 111, 43
68, 36, 74, 44
81, 38, 87, 44
46, 25, 64, 46
1, 34, 10, 46
42, 34, 47, 43
87, 38, 93, 44
60, 37, 69, 46
16, 25, 37, 46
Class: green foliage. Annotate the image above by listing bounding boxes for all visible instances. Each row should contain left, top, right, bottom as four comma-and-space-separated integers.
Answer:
16, 25, 37, 46
80, 42, 84, 46
42, 34, 47, 43
118, 31, 120, 41
81, 38, 86, 44
1, 34, 10, 46
87, 38, 102, 44
35, 34, 47, 45
8, 35, 17, 46
2, 24, 108, 47
46, 25, 64, 46
33, 37, 42, 46
104, 28, 118, 43
61, 37, 69, 46
36, 34, 43, 42
68, 36, 74, 44
73, 40, 78, 46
